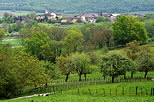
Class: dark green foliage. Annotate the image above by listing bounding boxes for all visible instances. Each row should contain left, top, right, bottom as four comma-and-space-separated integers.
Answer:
0, 46, 20, 99
112, 15, 148, 45
0, 0, 154, 14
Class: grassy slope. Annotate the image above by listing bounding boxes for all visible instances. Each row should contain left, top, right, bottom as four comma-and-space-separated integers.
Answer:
2, 82, 154, 102
0, 37, 21, 46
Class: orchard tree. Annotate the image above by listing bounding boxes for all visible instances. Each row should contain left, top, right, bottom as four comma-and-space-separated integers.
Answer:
112, 15, 148, 45
56, 55, 73, 82
136, 46, 154, 78
100, 51, 137, 83
125, 40, 140, 78
70, 53, 91, 81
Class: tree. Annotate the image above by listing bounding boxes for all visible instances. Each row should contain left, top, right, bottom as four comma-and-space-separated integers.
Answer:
14, 51, 50, 87
100, 51, 137, 83
23, 31, 51, 60
92, 30, 112, 48
125, 40, 140, 78
112, 15, 148, 45
70, 53, 91, 81
56, 56, 73, 82
0, 28, 5, 41
64, 27, 84, 54
136, 46, 154, 78
144, 20, 154, 38
0, 45, 20, 99
96, 16, 110, 23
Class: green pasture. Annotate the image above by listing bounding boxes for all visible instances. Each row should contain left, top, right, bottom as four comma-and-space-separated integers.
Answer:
1, 39, 21, 46
2, 82, 154, 102
64, 82, 154, 96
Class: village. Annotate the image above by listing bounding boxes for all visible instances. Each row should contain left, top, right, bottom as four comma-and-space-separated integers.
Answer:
9, 10, 153, 24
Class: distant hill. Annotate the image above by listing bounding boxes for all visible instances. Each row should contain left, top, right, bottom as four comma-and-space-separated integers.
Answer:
0, 0, 154, 14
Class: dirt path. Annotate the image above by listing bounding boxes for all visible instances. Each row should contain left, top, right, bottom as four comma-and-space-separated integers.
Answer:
11, 93, 52, 100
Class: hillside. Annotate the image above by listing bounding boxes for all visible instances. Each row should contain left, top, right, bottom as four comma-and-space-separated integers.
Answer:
0, 0, 154, 14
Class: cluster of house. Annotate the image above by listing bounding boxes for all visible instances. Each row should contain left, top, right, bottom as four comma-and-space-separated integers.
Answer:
36, 10, 153, 23
36, 10, 122, 23
2, 10, 153, 24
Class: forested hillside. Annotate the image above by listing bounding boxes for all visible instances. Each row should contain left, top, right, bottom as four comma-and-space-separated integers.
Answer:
0, 0, 154, 14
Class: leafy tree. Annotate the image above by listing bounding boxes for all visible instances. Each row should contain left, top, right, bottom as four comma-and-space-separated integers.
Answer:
125, 40, 140, 78
112, 15, 148, 45
0, 45, 20, 99
56, 55, 73, 82
64, 27, 84, 54
3, 13, 14, 23
25, 13, 38, 27
14, 51, 50, 87
92, 30, 112, 48
50, 27, 66, 41
144, 20, 154, 38
44, 61, 59, 79
96, 16, 110, 23
136, 46, 154, 78
0, 28, 5, 41
23, 31, 51, 60
70, 53, 91, 81
100, 51, 137, 83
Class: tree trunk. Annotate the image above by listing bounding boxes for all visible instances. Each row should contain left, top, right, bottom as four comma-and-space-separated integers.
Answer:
112, 76, 115, 83
65, 74, 69, 82
99, 44, 103, 48
84, 74, 87, 81
131, 71, 134, 78
45, 83, 48, 87
79, 74, 82, 81
124, 73, 126, 79
144, 71, 148, 78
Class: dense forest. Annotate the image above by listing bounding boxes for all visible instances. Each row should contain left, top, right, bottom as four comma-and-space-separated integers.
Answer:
0, 0, 154, 14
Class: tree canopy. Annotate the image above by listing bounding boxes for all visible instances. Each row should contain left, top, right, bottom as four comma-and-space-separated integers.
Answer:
112, 15, 148, 45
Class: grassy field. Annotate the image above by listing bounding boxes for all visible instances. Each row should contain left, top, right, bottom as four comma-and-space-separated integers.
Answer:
2, 82, 154, 102
1, 39, 21, 46
0, 10, 43, 18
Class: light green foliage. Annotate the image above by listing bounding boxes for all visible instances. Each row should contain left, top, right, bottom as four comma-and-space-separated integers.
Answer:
112, 15, 148, 45
136, 45, 154, 78
23, 31, 51, 60
125, 40, 141, 61
100, 51, 137, 83
64, 27, 84, 53
14, 51, 50, 86
56, 55, 73, 82
0, 28, 5, 40
70, 52, 91, 81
